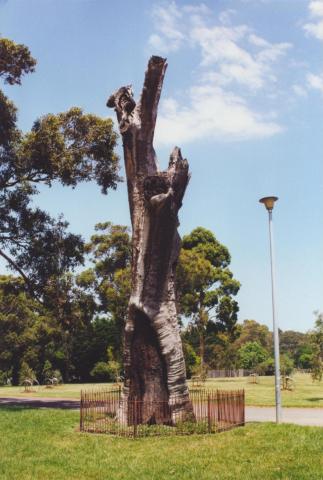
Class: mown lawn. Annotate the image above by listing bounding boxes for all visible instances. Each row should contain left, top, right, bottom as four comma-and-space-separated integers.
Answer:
0, 407, 322, 479
202, 373, 323, 407
0, 373, 322, 407
0, 382, 108, 399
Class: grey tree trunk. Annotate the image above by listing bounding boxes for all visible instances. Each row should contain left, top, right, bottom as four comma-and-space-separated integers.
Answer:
107, 56, 191, 425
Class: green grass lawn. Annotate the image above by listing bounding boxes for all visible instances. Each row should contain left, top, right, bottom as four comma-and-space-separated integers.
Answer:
0, 373, 322, 407
0, 407, 322, 479
0, 382, 111, 399
202, 373, 323, 408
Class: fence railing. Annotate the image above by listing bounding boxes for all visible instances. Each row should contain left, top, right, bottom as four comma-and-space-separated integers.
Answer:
80, 388, 245, 437
207, 369, 252, 378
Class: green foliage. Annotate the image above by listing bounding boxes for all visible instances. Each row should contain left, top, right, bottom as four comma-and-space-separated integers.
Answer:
280, 354, 294, 376
78, 222, 132, 361
311, 356, 323, 382
256, 357, 275, 376
19, 108, 120, 193
182, 342, 200, 378
191, 362, 209, 382
256, 354, 294, 376
106, 360, 122, 382
53, 370, 63, 384
235, 320, 272, 351
177, 227, 240, 365
0, 38, 36, 85
0, 370, 11, 386
0, 274, 81, 385
0, 36, 120, 300
90, 362, 111, 382
310, 313, 323, 381
90, 345, 121, 382
238, 341, 269, 370
19, 361, 37, 385
42, 360, 54, 382
298, 352, 314, 369
280, 330, 311, 368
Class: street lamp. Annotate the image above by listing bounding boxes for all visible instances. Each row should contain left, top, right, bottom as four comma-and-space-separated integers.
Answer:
259, 196, 281, 424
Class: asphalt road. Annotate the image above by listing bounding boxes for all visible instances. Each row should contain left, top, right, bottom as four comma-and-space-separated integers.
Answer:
246, 406, 323, 427
1, 397, 323, 427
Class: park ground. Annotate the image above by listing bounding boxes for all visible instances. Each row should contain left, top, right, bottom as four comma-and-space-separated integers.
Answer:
0, 373, 322, 408
0, 407, 322, 480
0, 373, 322, 479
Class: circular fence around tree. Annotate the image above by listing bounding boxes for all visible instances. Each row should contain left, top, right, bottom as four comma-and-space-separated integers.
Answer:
80, 388, 245, 437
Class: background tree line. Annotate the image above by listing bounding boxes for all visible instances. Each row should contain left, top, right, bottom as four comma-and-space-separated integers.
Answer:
0, 222, 321, 385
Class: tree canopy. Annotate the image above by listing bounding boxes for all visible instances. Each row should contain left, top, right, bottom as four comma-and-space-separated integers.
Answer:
0, 37, 120, 296
177, 227, 240, 365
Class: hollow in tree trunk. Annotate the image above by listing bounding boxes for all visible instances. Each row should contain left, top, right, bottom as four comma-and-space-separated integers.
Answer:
107, 56, 192, 425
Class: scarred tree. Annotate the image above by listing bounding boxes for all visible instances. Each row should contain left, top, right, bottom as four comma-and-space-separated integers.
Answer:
107, 56, 191, 424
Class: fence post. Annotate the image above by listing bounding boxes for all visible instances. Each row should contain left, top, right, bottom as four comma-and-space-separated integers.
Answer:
207, 394, 211, 433
80, 390, 83, 431
242, 390, 245, 426
216, 390, 221, 430
133, 397, 137, 438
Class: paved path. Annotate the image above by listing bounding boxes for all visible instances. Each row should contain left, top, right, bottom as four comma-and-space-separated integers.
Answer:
246, 406, 323, 427
0, 397, 322, 427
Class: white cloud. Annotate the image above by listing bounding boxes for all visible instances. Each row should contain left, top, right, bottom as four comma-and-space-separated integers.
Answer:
248, 33, 270, 48
303, 0, 323, 40
189, 24, 291, 89
182, 4, 210, 15
309, 0, 323, 17
307, 72, 323, 93
155, 84, 283, 145
148, 2, 185, 53
218, 9, 237, 25
148, 2, 290, 145
292, 84, 308, 97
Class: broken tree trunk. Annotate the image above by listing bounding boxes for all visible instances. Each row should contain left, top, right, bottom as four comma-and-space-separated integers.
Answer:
107, 56, 191, 425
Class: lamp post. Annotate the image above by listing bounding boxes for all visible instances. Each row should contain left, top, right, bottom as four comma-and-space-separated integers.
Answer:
259, 196, 281, 424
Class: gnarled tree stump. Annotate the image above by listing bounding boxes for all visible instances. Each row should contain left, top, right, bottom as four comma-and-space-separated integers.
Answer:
107, 56, 191, 425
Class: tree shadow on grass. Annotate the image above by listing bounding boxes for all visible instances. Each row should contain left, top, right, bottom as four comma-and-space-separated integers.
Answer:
306, 398, 323, 403
0, 405, 35, 412
0, 398, 79, 409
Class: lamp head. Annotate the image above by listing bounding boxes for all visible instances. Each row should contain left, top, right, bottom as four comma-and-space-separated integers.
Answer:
259, 196, 278, 211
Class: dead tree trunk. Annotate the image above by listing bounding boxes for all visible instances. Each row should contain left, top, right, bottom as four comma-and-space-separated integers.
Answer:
107, 56, 191, 425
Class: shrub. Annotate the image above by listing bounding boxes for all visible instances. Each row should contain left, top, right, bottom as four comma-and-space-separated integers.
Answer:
53, 369, 63, 383
298, 352, 313, 369
280, 354, 294, 376
0, 370, 11, 386
256, 357, 275, 375
42, 360, 54, 383
238, 342, 268, 370
19, 361, 37, 385
183, 343, 200, 378
106, 360, 121, 382
90, 362, 111, 382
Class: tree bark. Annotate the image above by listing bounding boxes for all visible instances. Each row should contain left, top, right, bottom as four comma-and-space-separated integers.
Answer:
107, 56, 191, 425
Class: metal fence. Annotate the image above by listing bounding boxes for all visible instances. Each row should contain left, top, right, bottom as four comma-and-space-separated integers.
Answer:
80, 388, 245, 437
207, 369, 252, 378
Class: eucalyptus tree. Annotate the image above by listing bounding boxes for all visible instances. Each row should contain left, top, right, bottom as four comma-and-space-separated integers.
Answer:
76, 222, 132, 360
0, 37, 120, 298
177, 227, 240, 366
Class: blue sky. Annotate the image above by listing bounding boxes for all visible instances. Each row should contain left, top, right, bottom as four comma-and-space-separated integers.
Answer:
1, 0, 322, 332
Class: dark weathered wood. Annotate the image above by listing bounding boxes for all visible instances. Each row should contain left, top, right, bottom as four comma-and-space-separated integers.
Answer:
107, 56, 191, 425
